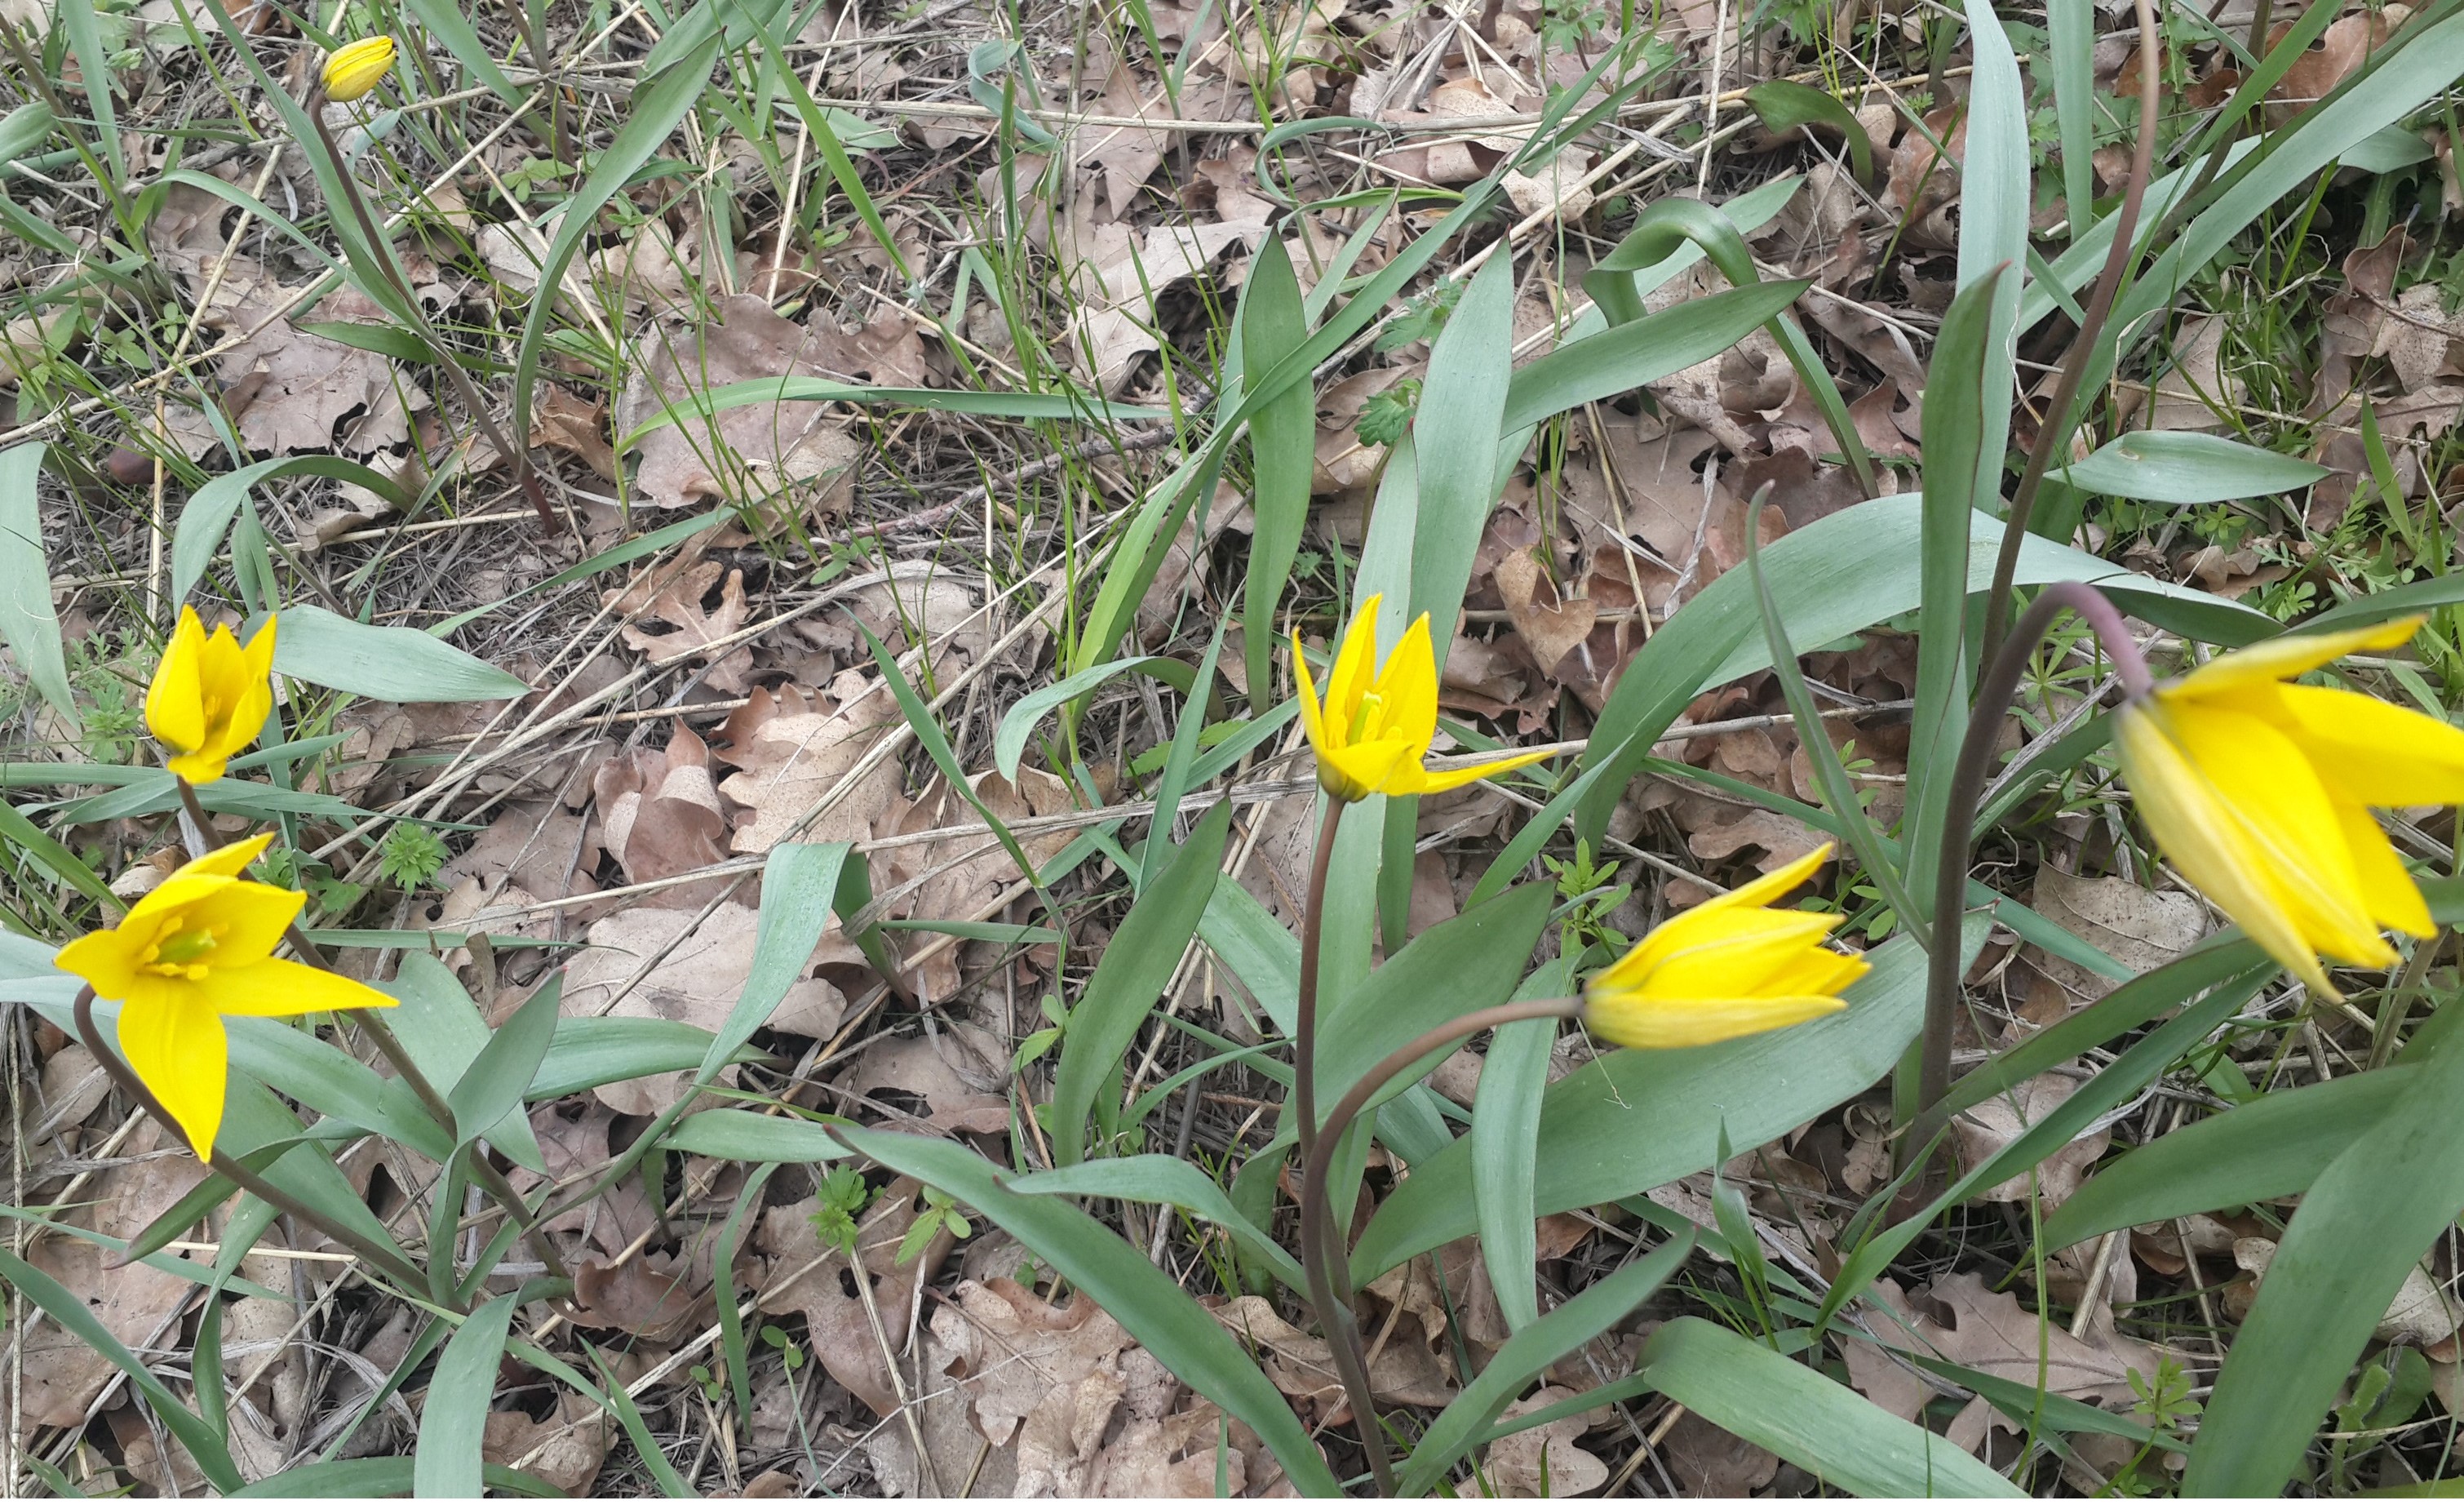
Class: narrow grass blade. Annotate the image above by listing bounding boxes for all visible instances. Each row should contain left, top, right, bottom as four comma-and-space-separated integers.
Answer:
1009, 1154, 1306, 1294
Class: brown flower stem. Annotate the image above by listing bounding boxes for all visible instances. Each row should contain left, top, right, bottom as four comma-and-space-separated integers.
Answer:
1298, 997, 1582, 1497
1912, 582, 2145, 1153
1976, 0, 2161, 671
71, 985, 443, 1299
1292, 797, 1347, 1173
302, 87, 556, 533
172, 777, 569, 1284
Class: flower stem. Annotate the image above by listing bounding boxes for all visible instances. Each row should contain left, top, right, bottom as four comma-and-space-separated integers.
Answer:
1974, 0, 2162, 671
1914, 581, 2144, 1143
72, 985, 443, 1300
302, 88, 556, 533
1292, 798, 1346, 1171
174, 777, 569, 1284
1298, 997, 1583, 1497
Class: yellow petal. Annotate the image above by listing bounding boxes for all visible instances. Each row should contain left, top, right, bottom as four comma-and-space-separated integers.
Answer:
2116, 704, 2337, 998
56, 926, 143, 1000
166, 748, 232, 784
1372, 614, 1442, 756
2333, 802, 2435, 940
196, 956, 398, 1017
1614, 907, 1846, 1000
117, 991, 229, 1156
146, 607, 208, 757
1411, 745, 1557, 796
1325, 597, 1381, 739
1695, 843, 1837, 917
178, 831, 277, 883
1292, 628, 1329, 755
1322, 737, 1420, 800
122, 870, 237, 936
1754, 944, 1872, 998
2169, 700, 2391, 967
2168, 616, 2422, 699
322, 35, 397, 102
1585, 991, 1846, 1050
188, 880, 308, 966
2267, 683, 2464, 807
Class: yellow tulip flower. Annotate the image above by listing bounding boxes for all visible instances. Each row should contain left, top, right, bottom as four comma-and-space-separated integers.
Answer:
56, 834, 395, 1156
1293, 595, 1555, 802
147, 606, 277, 785
321, 35, 396, 102
1584, 844, 1867, 1048
2112, 615, 2464, 1001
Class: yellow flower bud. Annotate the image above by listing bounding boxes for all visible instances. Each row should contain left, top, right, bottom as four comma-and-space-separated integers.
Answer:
322, 35, 396, 102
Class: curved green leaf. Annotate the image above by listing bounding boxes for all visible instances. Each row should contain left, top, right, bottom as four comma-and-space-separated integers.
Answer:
1645, 1317, 2023, 1496
658, 1108, 849, 1161
1009, 1154, 1306, 1294
994, 656, 1191, 780
275, 605, 529, 702
1744, 80, 1873, 184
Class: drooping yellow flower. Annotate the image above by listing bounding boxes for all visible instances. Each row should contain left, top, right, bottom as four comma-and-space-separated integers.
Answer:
1584, 844, 1867, 1048
1293, 595, 1554, 802
56, 835, 394, 1156
321, 35, 396, 102
2112, 615, 2464, 1001
147, 606, 277, 785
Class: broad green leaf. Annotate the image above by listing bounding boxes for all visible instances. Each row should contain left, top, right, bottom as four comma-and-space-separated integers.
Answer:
1398, 1232, 1694, 1496
1314, 883, 1554, 1120
1471, 963, 1569, 1333
658, 1108, 849, 1161
2303, 575, 2464, 633
2047, 0, 2094, 237
0, 102, 53, 167
2041, 1069, 2416, 1254
2187, 1025, 2464, 1494
1744, 80, 1873, 183
1410, 253, 1515, 678
697, 841, 856, 1081
275, 604, 529, 702
2060, 430, 2332, 505
416, 1294, 519, 1498
382, 953, 544, 1171
1571, 493, 2276, 842
224, 1014, 456, 1161
1240, 237, 1314, 702
1050, 800, 1231, 1163
1354, 924, 1943, 1280
1957, 0, 2028, 502
1503, 281, 1807, 432
839, 1124, 1340, 1495
1905, 269, 2004, 929
174, 456, 414, 603
448, 976, 562, 1148
1645, 1317, 2024, 1496
0, 1246, 242, 1491
1009, 1154, 1306, 1294
0, 443, 75, 730
533, 1017, 739, 1099
994, 656, 1190, 780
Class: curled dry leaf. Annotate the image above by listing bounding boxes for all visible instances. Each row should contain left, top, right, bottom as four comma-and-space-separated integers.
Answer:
2233, 1237, 2460, 1347
1659, 1405, 1782, 1495
612, 561, 756, 694
2030, 868, 2208, 1008
1908, 1271, 2158, 1410
1483, 1385, 1610, 1496
719, 667, 906, 852
482, 1393, 611, 1495
573, 1251, 711, 1343
593, 721, 730, 899
1070, 220, 1270, 392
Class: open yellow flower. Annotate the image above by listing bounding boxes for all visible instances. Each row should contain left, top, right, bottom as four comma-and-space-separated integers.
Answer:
55, 834, 392, 1156
1293, 595, 1554, 802
2112, 615, 2464, 1001
321, 35, 396, 102
1584, 844, 1867, 1048
147, 606, 277, 785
